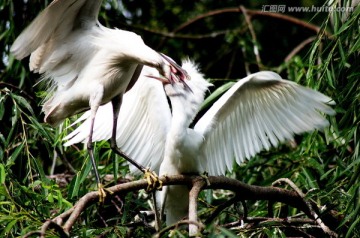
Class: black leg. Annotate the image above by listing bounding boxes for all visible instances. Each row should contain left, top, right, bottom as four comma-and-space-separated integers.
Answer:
86, 101, 107, 202
110, 95, 162, 192
110, 95, 146, 172
87, 114, 102, 185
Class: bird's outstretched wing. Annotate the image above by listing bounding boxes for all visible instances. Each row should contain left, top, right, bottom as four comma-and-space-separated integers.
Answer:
194, 71, 335, 175
64, 67, 171, 173
10, 0, 102, 60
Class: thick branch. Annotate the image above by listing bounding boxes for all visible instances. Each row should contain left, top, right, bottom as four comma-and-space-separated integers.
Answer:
204, 176, 312, 217
188, 179, 206, 236
34, 175, 335, 237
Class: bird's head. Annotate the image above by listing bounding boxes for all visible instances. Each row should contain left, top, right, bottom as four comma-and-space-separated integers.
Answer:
147, 53, 192, 91
164, 59, 212, 120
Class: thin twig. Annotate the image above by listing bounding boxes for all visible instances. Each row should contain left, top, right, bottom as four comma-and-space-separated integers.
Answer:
129, 6, 328, 52
22, 231, 43, 238
63, 191, 98, 232
272, 178, 338, 237
205, 195, 240, 224
55, 147, 76, 174
172, 7, 326, 35
40, 220, 69, 238
154, 220, 205, 238
226, 50, 237, 78
272, 178, 306, 197
0, 82, 35, 101
130, 26, 238, 39
224, 216, 316, 228
285, 36, 318, 62
239, 5, 262, 69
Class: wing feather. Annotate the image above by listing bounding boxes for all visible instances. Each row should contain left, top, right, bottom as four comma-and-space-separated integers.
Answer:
11, 0, 102, 59
195, 71, 335, 175
64, 67, 171, 173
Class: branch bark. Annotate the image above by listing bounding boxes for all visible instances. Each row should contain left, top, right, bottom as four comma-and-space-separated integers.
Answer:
28, 175, 337, 237
188, 178, 206, 236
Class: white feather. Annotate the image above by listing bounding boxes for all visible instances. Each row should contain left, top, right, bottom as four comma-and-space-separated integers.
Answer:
195, 72, 335, 175
64, 66, 171, 174
11, 0, 181, 127
157, 69, 334, 225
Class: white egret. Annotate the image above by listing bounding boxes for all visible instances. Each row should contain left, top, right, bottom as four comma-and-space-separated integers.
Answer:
65, 60, 335, 226
10, 0, 189, 202
158, 62, 335, 226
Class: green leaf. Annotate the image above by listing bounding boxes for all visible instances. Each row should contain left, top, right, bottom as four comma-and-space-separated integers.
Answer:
345, 216, 360, 238
47, 193, 54, 203
10, 93, 34, 115
0, 102, 4, 121
200, 81, 235, 110
69, 172, 81, 198
0, 163, 6, 184
32, 157, 48, 184
6, 141, 24, 167
1, 219, 17, 236
218, 227, 239, 238
301, 167, 318, 189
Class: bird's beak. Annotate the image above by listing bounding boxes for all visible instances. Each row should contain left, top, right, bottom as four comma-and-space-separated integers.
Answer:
145, 74, 170, 84
159, 53, 193, 93
160, 53, 190, 81
146, 73, 194, 94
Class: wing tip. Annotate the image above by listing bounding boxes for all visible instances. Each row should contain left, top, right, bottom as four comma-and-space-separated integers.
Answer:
10, 43, 27, 60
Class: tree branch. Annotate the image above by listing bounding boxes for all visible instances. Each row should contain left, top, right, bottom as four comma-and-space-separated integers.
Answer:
273, 178, 338, 237
189, 178, 206, 236
239, 5, 262, 69
28, 175, 337, 237
284, 36, 318, 62
173, 7, 326, 35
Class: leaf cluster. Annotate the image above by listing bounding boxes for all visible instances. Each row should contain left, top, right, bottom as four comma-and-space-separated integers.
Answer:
0, 0, 359, 237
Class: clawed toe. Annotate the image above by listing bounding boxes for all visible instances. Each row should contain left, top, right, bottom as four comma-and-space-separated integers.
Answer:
97, 183, 113, 203
200, 171, 211, 186
143, 168, 163, 192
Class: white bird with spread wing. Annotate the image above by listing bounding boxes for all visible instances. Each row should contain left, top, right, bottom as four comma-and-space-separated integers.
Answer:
65, 60, 335, 225
10, 0, 189, 202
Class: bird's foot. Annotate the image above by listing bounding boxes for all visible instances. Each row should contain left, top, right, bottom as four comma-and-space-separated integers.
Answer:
97, 183, 113, 204
200, 171, 211, 186
143, 168, 163, 192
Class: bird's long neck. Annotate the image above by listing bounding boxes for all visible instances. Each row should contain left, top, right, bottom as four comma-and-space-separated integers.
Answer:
168, 94, 196, 137
160, 90, 201, 177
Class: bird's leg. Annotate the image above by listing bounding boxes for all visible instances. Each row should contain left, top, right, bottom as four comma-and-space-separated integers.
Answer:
87, 99, 107, 203
143, 168, 162, 192
110, 95, 162, 192
152, 191, 162, 231
200, 171, 211, 186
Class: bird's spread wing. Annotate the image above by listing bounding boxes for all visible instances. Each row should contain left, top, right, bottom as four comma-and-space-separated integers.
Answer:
10, 0, 102, 60
64, 67, 171, 173
194, 71, 335, 175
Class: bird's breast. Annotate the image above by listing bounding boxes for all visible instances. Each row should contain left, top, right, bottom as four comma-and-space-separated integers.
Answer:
163, 130, 204, 174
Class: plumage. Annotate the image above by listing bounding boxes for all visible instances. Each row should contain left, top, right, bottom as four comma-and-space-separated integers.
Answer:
11, 0, 189, 125
11, 0, 189, 201
64, 60, 335, 225
64, 66, 171, 173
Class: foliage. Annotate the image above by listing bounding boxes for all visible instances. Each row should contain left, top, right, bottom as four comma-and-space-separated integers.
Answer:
0, 0, 359, 237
